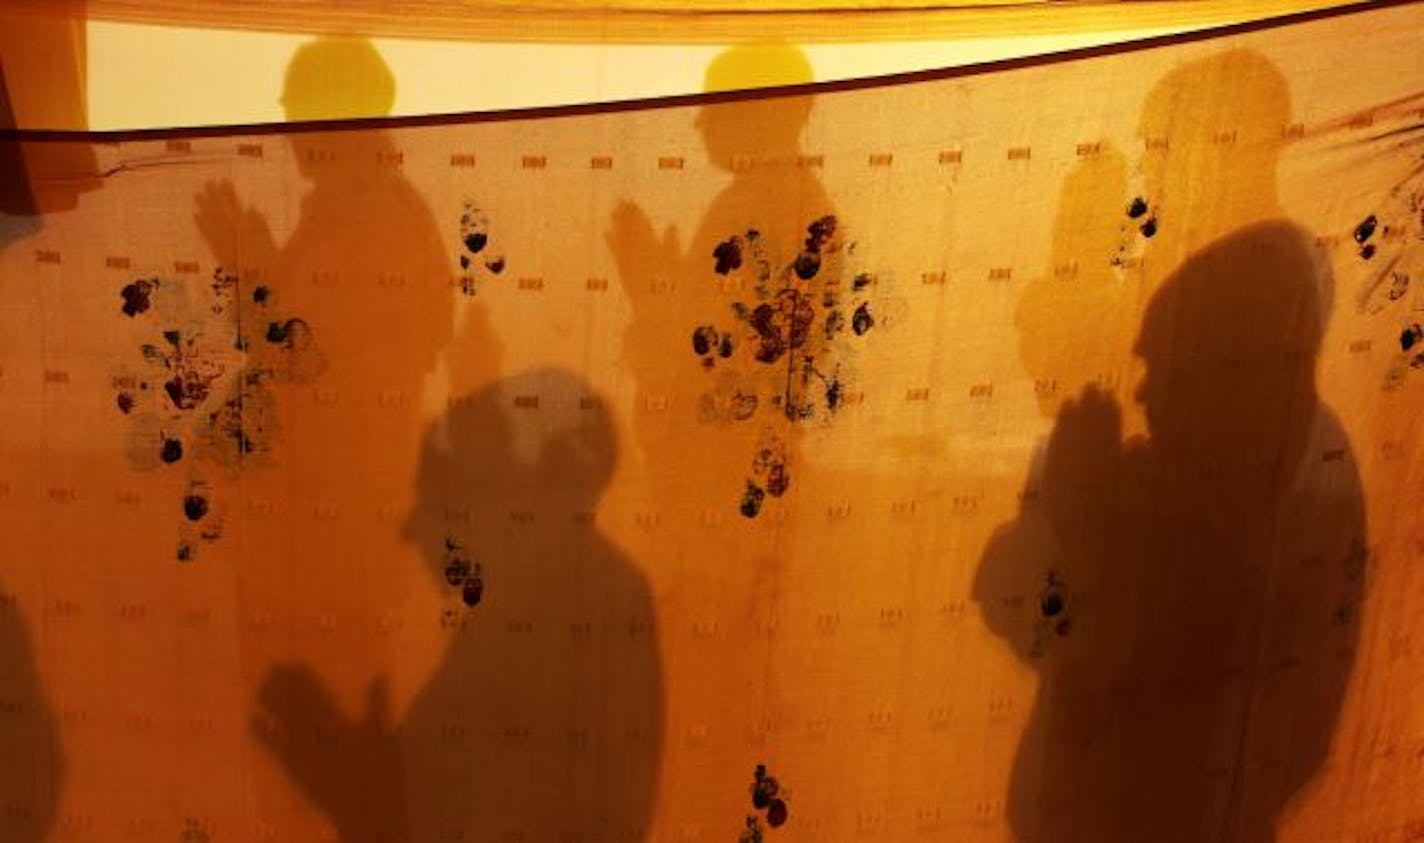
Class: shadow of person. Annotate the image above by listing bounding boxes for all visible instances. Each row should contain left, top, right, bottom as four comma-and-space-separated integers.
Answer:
255, 369, 663, 842
0, 577, 63, 842
977, 51, 1367, 843
192, 33, 501, 711
607, 42, 838, 518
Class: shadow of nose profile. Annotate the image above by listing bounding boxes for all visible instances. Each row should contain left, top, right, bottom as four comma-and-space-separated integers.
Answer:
976, 50, 1366, 843
257, 369, 662, 841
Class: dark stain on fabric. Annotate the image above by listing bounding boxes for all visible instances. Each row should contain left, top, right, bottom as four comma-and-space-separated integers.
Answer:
714, 236, 745, 275
749, 290, 814, 364
1401, 323, 1422, 352
749, 764, 789, 829
183, 494, 209, 522
458, 199, 504, 295
739, 482, 766, 519
851, 303, 874, 336
1355, 214, 1378, 244
443, 537, 484, 608
120, 278, 159, 317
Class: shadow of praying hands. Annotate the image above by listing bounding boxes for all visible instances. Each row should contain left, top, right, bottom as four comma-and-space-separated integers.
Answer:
254, 664, 408, 843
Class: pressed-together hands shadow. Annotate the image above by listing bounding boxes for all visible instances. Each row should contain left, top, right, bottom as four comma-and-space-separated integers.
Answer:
256, 369, 663, 841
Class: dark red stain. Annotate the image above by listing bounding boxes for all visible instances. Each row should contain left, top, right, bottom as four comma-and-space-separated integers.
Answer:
740, 482, 766, 518
714, 236, 745, 275
120, 278, 158, 317
749, 290, 814, 364
851, 303, 874, 336
183, 494, 208, 522
1355, 214, 1378, 244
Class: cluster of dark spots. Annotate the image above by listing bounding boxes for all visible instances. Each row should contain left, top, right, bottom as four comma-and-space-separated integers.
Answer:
139, 329, 229, 412
747, 290, 814, 364
852, 272, 873, 291
823, 309, 844, 339
739, 482, 766, 518
176, 542, 192, 563
120, 278, 159, 317
458, 199, 504, 295
116, 392, 135, 414
690, 325, 734, 367
745, 437, 791, 509
825, 378, 843, 411
714, 236, 745, 275
1030, 571, 1072, 656
1402, 323, 1422, 352
183, 493, 208, 522
792, 215, 837, 280
1355, 213, 1380, 260
252, 285, 270, 305
205, 390, 266, 460
1123, 197, 1157, 238
443, 537, 484, 607
851, 303, 874, 336
165, 373, 214, 411
749, 764, 788, 828
160, 437, 184, 464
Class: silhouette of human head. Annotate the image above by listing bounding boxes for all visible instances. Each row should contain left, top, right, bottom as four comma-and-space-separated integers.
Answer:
1138, 50, 1291, 231
696, 42, 814, 171
282, 37, 396, 122
281, 37, 397, 177
402, 369, 618, 586
1133, 223, 1327, 485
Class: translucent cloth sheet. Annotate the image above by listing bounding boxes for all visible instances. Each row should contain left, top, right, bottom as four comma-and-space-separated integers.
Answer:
2, 4, 1424, 841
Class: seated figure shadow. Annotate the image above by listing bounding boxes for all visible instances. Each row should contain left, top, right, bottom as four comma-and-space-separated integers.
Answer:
254, 369, 663, 841
975, 221, 1366, 842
